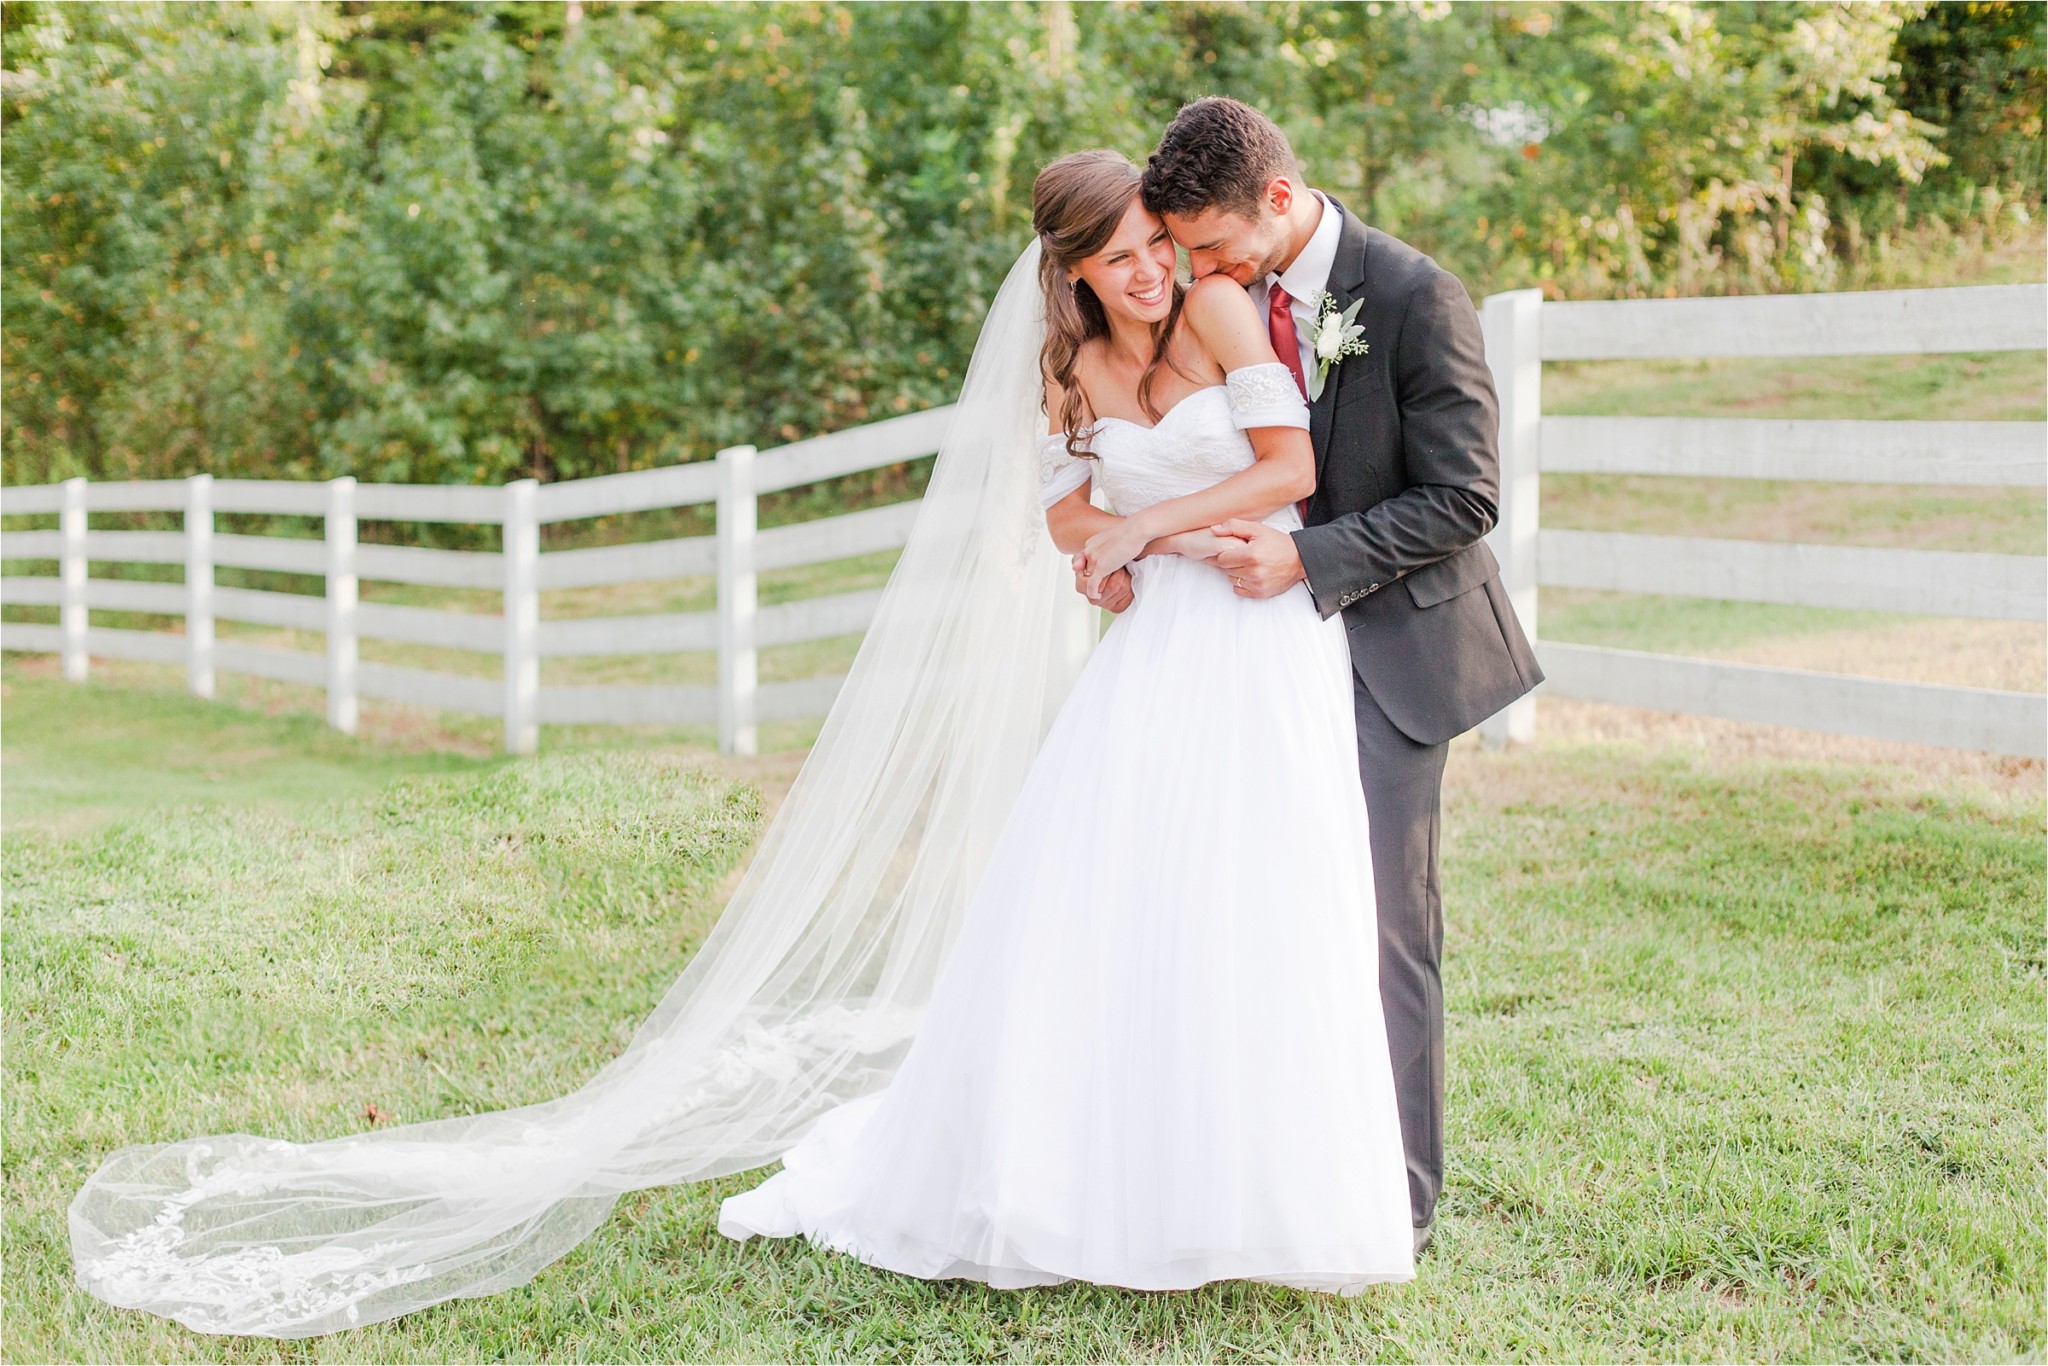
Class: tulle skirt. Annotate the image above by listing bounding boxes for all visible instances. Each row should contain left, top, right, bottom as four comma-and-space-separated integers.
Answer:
717, 551, 1416, 1293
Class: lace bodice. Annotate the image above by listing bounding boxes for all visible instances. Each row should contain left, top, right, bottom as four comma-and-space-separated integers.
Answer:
1036, 364, 1310, 534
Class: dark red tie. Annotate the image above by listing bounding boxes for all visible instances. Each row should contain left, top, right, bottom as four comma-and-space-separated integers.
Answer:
1267, 283, 1308, 399
1267, 283, 1311, 521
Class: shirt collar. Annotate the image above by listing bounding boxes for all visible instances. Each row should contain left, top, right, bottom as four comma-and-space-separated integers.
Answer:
1273, 189, 1341, 304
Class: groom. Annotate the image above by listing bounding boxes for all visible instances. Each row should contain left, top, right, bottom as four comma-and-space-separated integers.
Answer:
1091, 96, 1543, 1258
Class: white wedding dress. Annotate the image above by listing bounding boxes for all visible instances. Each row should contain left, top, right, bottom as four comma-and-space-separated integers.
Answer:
718, 369, 1417, 1293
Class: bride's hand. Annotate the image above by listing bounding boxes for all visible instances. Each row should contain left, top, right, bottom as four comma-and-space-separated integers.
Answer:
1079, 516, 1153, 586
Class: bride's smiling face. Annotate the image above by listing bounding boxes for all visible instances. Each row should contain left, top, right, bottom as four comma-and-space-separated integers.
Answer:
1068, 199, 1177, 325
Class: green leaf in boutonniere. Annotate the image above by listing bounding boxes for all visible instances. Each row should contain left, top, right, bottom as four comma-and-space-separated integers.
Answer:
1306, 292, 1369, 401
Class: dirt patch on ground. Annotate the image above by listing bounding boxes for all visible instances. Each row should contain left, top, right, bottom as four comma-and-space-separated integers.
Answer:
1709, 617, 2046, 694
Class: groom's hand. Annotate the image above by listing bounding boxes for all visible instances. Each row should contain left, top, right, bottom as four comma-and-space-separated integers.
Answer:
1211, 519, 1307, 599
1074, 561, 1134, 613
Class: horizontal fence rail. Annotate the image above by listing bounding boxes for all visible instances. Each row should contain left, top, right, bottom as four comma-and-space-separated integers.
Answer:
1539, 416, 2048, 486
1538, 282, 2048, 360
1539, 531, 2044, 622
5, 281, 2044, 758
1480, 280, 2046, 758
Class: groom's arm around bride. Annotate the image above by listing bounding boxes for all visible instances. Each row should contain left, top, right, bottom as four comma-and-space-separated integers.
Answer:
1142, 101, 1542, 748
1276, 210, 1543, 745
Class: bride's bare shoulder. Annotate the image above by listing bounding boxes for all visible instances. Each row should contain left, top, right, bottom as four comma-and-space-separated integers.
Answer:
1181, 276, 1262, 339
1178, 276, 1275, 372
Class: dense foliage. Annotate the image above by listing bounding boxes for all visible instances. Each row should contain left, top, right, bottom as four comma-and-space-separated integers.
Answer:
3, 1, 2041, 489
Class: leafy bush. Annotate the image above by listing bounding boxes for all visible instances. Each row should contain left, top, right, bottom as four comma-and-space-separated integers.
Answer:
3, 1, 2040, 495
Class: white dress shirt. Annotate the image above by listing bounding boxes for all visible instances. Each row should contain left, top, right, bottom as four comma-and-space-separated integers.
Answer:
1252, 189, 1343, 384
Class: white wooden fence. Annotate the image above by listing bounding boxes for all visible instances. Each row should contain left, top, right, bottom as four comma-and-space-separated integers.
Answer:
0, 405, 953, 757
2, 282, 2043, 759
1477, 281, 2046, 758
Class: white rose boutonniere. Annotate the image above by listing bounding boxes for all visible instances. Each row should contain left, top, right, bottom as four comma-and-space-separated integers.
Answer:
1307, 291, 1368, 401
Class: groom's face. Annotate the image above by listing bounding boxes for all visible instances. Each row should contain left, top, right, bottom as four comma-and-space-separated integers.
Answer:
1162, 194, 1293, 287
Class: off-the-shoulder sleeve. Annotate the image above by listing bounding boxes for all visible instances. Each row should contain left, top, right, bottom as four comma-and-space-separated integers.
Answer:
1036, 432, 1093, 509
1224, 361, 1310, 431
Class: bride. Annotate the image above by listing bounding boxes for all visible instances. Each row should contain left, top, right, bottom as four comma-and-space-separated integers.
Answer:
67, 150, 1411, 1339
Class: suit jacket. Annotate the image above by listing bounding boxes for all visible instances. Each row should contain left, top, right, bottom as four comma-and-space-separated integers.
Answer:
1288, 196, 1543, 746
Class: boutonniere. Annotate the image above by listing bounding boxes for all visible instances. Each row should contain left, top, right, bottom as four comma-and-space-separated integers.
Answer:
1307, 291, 1368, 401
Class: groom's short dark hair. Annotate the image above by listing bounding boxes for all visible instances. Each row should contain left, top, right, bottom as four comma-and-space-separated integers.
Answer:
1141, 96, 1300, 219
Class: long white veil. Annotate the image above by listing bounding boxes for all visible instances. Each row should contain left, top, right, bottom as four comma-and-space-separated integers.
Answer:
68, 240, 1094, 1338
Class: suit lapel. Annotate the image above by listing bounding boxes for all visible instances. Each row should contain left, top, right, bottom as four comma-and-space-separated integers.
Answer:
1307, 195, 1371, 487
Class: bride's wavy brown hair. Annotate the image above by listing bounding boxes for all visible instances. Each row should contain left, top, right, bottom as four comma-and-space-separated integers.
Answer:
1032, 149, 1193, 460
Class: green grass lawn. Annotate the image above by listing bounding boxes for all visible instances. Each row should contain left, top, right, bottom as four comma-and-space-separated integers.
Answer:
3, 667, 2041, 1363
0, 669, 502, 833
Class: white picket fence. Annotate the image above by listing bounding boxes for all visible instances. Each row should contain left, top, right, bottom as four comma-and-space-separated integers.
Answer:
0, 405, 953, 757
1477, 280, 2046, 758
2, 281, 2043, 759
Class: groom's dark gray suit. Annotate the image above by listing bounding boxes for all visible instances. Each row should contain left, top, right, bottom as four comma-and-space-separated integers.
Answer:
1286, 194, 1543, 1229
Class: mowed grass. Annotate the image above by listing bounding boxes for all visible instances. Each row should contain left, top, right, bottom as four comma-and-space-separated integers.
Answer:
0, 666, 502, 833
3, 666, 2042, 1362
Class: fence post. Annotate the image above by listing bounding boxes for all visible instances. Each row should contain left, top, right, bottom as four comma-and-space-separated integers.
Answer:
502, 478, 540, 755
59, 475, 87, 682
185, 472, 215, 699
716, 443, 758, 757
1480, 288, 1543, 748
325, 475, 358, 734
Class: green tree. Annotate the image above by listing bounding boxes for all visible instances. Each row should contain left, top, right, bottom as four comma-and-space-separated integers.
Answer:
3, 1, 2037, 492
